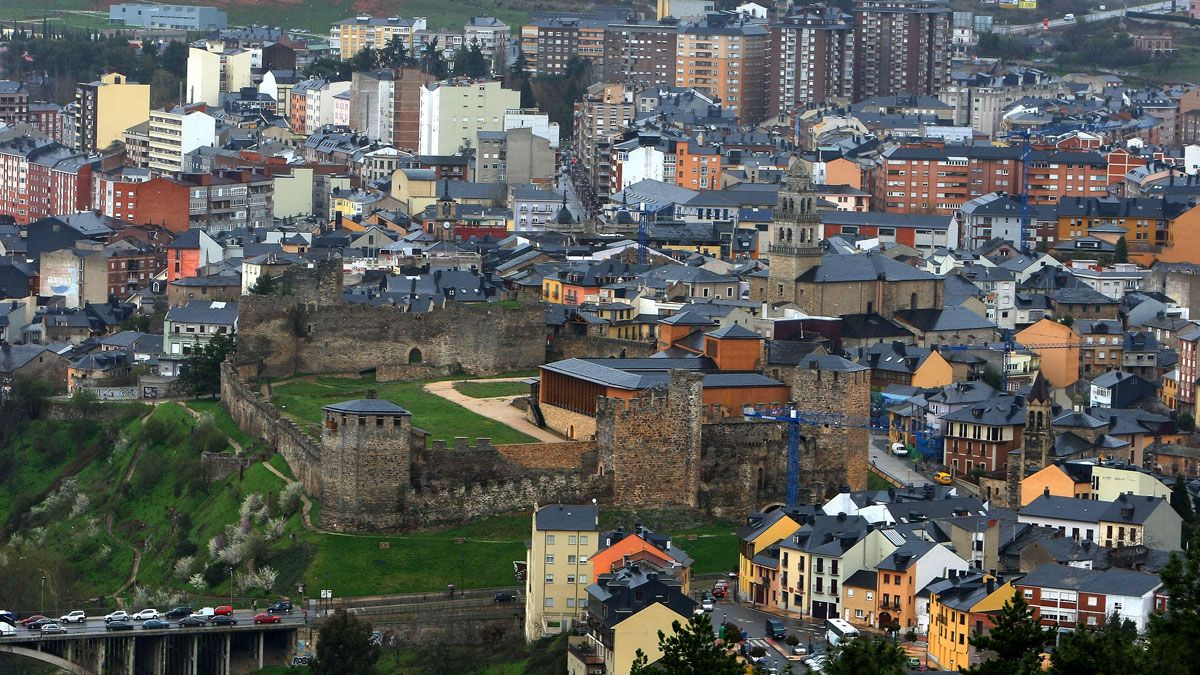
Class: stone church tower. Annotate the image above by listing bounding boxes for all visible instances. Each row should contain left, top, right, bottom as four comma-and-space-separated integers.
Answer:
767, 157, 824, 304
1004, 372, 1054, 507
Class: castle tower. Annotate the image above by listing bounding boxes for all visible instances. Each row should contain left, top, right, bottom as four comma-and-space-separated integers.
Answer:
788, 356, 872, 502
320, 397, 412, 531
767, 157, 824, 305
596, 370, 704, 507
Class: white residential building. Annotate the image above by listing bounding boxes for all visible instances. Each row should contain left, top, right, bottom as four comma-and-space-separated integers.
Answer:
185, 41, 257, 106
418, 79, 520, 155
147, 107, 216, 175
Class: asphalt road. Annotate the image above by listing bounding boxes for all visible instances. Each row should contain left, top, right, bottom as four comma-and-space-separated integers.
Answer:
1, 609, 307, 641
991, 0, 1177, 33
869, 435, 932, 487
709, 600, 828, 673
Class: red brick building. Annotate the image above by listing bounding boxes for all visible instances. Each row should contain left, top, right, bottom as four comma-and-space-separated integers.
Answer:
941, 394, 1025, 475
873, 144, 1108, 216
96, 170, 272, 234
0, 136, 93, 225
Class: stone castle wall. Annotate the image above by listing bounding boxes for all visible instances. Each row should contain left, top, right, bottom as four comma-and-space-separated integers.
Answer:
549, 334, 657, 361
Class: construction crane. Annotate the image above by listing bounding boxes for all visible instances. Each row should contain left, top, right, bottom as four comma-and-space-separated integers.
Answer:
742, 407, 934, 507
1018, 130, 1033, 255
936, 331, 1080, 392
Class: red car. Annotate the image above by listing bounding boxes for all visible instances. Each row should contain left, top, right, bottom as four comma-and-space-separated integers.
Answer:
17, 615, 46, 626
214, 606, 233, 616
253, 613, 281, 625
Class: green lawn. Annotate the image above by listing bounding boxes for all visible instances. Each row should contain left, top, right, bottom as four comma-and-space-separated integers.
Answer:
452, 380, 530, 399
867, 472, 894, 491
1128, 45, 1200, 84
271, 374, 537, 445
675, 528, 738, 575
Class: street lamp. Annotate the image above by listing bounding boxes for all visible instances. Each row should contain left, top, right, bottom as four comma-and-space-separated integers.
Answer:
228, 567, 234, 608
40, 575, 46, 615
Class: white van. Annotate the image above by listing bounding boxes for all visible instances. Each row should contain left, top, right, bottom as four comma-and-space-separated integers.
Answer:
1063, 13, 1076, 20
0, 622, 16, 636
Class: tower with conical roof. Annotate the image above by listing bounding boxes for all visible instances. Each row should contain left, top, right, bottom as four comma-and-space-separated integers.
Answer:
766, 157, 823, 304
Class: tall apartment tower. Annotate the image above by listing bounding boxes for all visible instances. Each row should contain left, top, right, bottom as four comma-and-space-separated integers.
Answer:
675, 16, 767, 125
766, 158, 823, 305
766, 6, 854, 118
525, 504, 600, 642
852, 0, 951, 100
601, 19, 679, 88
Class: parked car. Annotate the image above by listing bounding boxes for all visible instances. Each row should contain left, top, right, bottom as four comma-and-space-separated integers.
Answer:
804, 655, 829, 673
17, 615, 46, 626
195, 607, 216, 618
213, 606, 233, 616
178, 615, 207, 628
791, 643, 808, 656
209, 615, 238, 626
933, 471, 953, 485
131, 609, 160, 621
165, 606, 194, 620
142, 619, 171, 630
891, 442, 908, 456
103, 611, 129, 624
0, 622, 16, 636
267, 600, 293, 613
26, 619, 55, 630
59, 611, 86, 624
493, 592, 517, 603
701, 597, 714, 612
105, 621, 134, 631
253, 613, 281, 625
39, 623, 67, 635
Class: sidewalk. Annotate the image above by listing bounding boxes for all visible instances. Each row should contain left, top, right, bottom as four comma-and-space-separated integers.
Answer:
423, 378, 567, 444
869, 436, 931, 487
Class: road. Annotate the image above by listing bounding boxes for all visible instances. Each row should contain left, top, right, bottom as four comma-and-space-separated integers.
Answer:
991, 0, 1177, 33
869, 435, 931, 488
712, 600, 827, 673
1, 609, 306, 642
557, 170, 585, 225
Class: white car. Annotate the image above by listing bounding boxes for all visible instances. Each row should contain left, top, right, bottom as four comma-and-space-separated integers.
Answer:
701, 598, 714, 612
195, 607, 216, 618
0, 622, 16, 636
805, 655, 829, 673
131, 609, 160, 621
59, 611, 86, 624
891, 442, 908, 456
103, 611, 128, 624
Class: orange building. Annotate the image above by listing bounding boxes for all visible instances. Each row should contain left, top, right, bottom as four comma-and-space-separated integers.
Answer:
674, 141, 722, 191
592, 526, 693, 594
1015, 319, 1080, 388
675, 21, 768, 125
1020, 463, 1092, 505
1054, 197, 1200, 266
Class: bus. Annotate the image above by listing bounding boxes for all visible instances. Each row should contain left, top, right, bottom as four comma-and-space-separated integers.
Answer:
825, 617, 860, 646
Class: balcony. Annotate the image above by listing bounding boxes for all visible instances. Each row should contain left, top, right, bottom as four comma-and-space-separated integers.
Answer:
567, 636, 606, 673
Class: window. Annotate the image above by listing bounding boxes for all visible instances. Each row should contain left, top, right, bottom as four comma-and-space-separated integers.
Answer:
579, 536, 588, 546
567, 575, 575, 584
1024, 589, 1033, 598
580, 555, 588, 564
579, 575, 588, 584
566, 598, 575, 608
568, 535, 576, 545
545, 574, 554, 583
546, 535, 556, 545
545, 555, 555, 564
568, 555, 576, 564
848, 588, 855, 597
544, 597, 554, 607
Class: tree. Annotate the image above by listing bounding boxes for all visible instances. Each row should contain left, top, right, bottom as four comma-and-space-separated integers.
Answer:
1172, 476, 1194, 522
349, 47, 379, 73
824, 635, 907, 675
379, 35, 410, 69
1050, 613, 1145, 675
248, 274, 278, 295
177, 331, 235, 398
1114, 236, 1129, 264
305, 57, 351, 80
311, 609, 380, 675
962, 591, 1055, 675
1144, 529, 1200, 673
629, 613, 742, 674
1180, 412, 1196, 433
452, 41, 489, 78
982, 367, 1004, 391
421, 38, 447, 78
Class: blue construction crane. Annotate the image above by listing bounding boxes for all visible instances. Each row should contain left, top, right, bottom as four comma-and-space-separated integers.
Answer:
637, 217, 648, 266
742, 407, 930, 507
1019, 131, 1032, 255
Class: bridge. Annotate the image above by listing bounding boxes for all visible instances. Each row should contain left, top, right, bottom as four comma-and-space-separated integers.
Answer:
0, 611, 306, 675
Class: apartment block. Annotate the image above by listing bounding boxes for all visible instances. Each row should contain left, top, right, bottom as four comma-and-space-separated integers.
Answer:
675, 17, 767, 125
74, 73, 150, 154
0, 81, 28, 124
147, 107, 217, 176
601, 19, 678, 88
520, 16, 607, 76
185, 42, 257, 108
418, 79, 520, 155
96, 169, 272, 234
331, 15, 427, 60
290, 78, 352, 136
464, 16, 511, 67
853, 0, 952, 100
766, 6, 853, 117
525, 504, 599, 641
573, 83, 637, 196
0, 137, 94, 225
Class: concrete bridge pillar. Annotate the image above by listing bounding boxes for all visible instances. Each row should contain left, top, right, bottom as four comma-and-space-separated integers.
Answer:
189, 634, 199, 675
95, 639, 106, 673
258, 632, 265, 670
223, 633, 231, 675
125, 637, 135, 674
149, 636, 165, 675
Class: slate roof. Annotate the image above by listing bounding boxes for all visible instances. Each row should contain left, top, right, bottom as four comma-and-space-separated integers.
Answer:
164, 301, 238, 325
323, 399, 411, 415
1020, 494, 1109, 523
705, 323, 761, 339
1018, 563, 1161, 597
0, 344, 56, 372
535, 504, 598, 532
893, 307, 996, 332
941, 395, 1025, 426
840, 313, 913, 340
797, 252, 939, 283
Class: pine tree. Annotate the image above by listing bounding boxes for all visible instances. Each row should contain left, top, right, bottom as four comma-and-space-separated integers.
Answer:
1145, 530, 1200, 674
312, 609, 381, 675
1050, 613, 1145, 675
963, 591, 1055, 675
824, 635, 907, 675
1114, 236, 1129, 263
1172, 476, 1194, 522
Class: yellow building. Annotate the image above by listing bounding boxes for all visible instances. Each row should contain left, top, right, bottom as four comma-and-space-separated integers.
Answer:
390, 167, 438, 214
911, 350, 955, 389
1161, 368, 1178, 410
927, 577, 1013, 672
568, 565, 694, 675
331, 15, 426, 60
525, 504, 600, 642
737, 510, 800, 600
1020, 463, 1091, 506
74, 72, 150, 153
1091, 464, 1170, 502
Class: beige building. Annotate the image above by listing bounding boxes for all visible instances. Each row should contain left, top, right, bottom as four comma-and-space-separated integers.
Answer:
74, 72, 150, 153
332, 15, 427, 60
1090, 464, 1171, 503
418, 79, 520, 156
525, 503, 599, 642
185, 42, 256, 107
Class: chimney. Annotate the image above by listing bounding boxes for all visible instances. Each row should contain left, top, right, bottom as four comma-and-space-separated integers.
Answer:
986, 578, 995, 594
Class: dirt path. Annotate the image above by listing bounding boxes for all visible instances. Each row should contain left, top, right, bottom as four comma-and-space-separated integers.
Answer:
260, 461, 322, 533
423, 378, 567, 444
179, 401, 244, 455
111, 412, 152, 604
